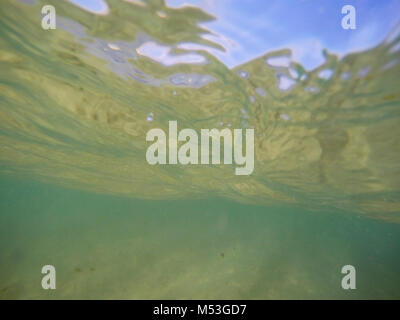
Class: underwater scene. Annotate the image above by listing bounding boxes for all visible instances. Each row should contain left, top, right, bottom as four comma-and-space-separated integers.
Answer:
0, 0, 400, 299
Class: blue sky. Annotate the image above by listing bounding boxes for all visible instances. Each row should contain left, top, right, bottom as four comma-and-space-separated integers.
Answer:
67, 0, 400, 69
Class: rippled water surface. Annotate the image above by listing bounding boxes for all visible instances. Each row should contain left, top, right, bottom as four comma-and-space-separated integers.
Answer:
0, 0, 400, 299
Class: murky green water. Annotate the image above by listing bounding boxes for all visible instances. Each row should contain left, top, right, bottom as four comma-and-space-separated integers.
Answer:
0, 0, 399, 299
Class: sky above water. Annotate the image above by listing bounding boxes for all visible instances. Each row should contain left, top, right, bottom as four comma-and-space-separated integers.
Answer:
63, 0, 400, 70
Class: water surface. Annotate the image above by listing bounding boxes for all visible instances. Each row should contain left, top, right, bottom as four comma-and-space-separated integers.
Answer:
0, 0, 399, 299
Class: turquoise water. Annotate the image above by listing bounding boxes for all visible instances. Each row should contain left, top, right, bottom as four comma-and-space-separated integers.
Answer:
1, 177, 400, 299
0, 0, 400, 299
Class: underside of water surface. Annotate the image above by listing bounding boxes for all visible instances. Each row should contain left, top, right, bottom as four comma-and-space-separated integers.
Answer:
0, 0, 399, 299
